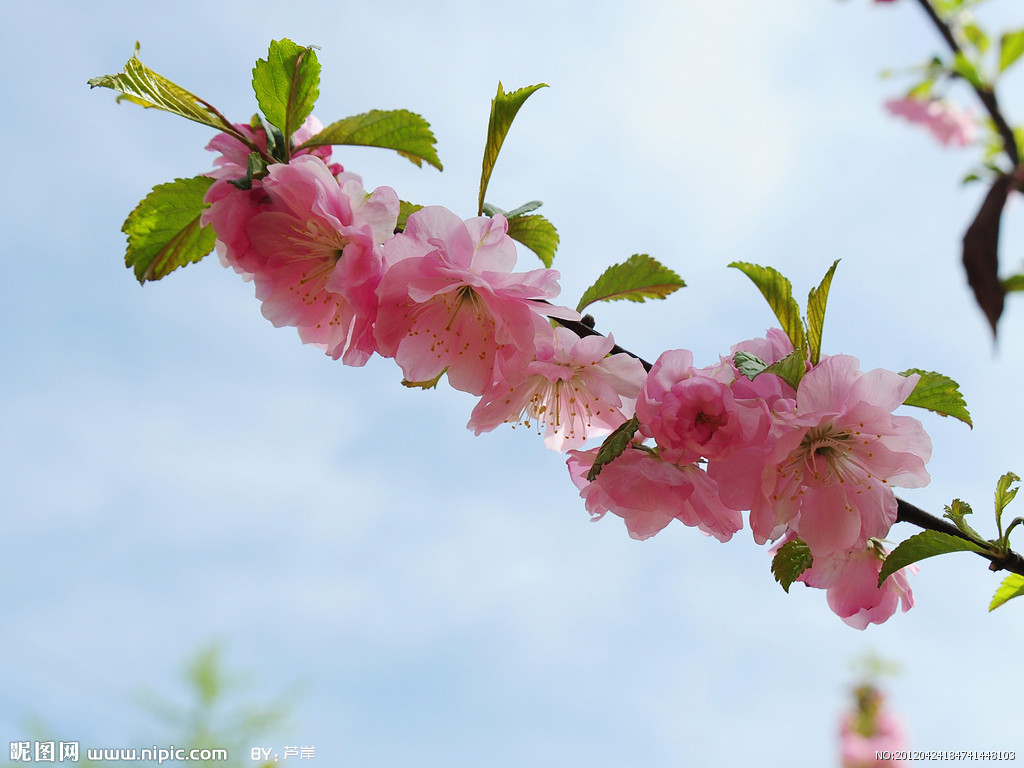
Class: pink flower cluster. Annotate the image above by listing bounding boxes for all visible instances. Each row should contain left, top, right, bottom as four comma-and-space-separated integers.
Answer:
202, 119, 645, 445
568, 331, 930, 628
884, 96, 976, 147
201, 120, 930, 628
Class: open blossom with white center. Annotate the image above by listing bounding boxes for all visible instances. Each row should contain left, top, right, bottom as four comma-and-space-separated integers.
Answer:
732, 355, 932, 555
374, 206, 577, 395
244, 154, 399, 365
468, 325, 647, 452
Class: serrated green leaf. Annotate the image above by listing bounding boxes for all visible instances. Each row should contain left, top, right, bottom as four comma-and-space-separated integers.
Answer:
732, 351, 768, 380
878, 530, 989, 586
506, 214, 559, 268
806, 259, 839, 366
728, 262, 806, 351
771, 538, 814, 593
1000, 30, 1024, 73
576, 255, 685, 313
298, 110, 442, 170
1002, 274, 1024, 292
478, 82, 547, 216
89, 44, 234, 135
989, 573, 1024, 610
899, 369, 973, 427
396, 200, 423, 232
944, 498, 987, 542
586, 416, 639, 482
122, 176, 217, 283
251, 39, 320, 153
995, 471, 1020, 534
765, 346, 807, 391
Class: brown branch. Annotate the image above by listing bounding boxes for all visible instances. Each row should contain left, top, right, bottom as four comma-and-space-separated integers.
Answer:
897, 497, 1024, 576
913, 0, 1020, 169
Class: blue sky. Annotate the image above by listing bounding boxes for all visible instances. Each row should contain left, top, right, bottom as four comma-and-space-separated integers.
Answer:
2, 0, 1024, 765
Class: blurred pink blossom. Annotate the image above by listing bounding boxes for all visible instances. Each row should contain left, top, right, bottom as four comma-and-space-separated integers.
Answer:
840, 686, 910, 767
885, 96, 976, 147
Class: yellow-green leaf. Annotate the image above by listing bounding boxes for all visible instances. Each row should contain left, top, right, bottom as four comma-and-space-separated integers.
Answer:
477, 83, 547, 215
900, 369, 972, 427
299, 110, 442, 170
506, 214, 559, 268
577, 255, 685, 313
122, 176, 216, 283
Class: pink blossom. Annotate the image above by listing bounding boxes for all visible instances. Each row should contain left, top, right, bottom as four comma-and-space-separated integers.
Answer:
567, 447, 742, 542
799, 541, 916, 628
840, 687, 910, 767
724, 355, 931, 555
375, 206, 577, 395
201, 116, 342, 277
469, 325, 647, 451
636, 348, 772, 465
885, 96, 976, 147
244, 154, 399, 365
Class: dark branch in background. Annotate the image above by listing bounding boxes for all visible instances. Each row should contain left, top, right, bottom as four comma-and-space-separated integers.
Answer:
547, 310, 1024, 576
914, 0, 1021, 334
914, 0, 1020, 168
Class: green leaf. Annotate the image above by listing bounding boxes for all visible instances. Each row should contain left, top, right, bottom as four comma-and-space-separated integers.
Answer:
728, 262, 806, 352
506, 214, 559, 268
805, 260, 839, 366
765, 346, 808, 391
251, 39, 320, 152
952, 51, 984, 89
995, 471, 1020, 534
990, 573, 1024, 610
732, 350, 768, 380
298, 110, 442, 170
89, 44, 233, 135
478, 82, 548, 215
1002, 274, 1024, 292
505, 200, 544, 218
771, 538, 813, 593
576, 255, 685, 313
402, 371, 445, 390
397, 200, 423, 232
122, 176, 217, 283
944, 498, 987, 542
878, 530, 989, 586
227, 151, 269, 191
586, 416, 640, 482
899, 369, 972, 427
962, 21, 990, 54
999, 30, 1024, 73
